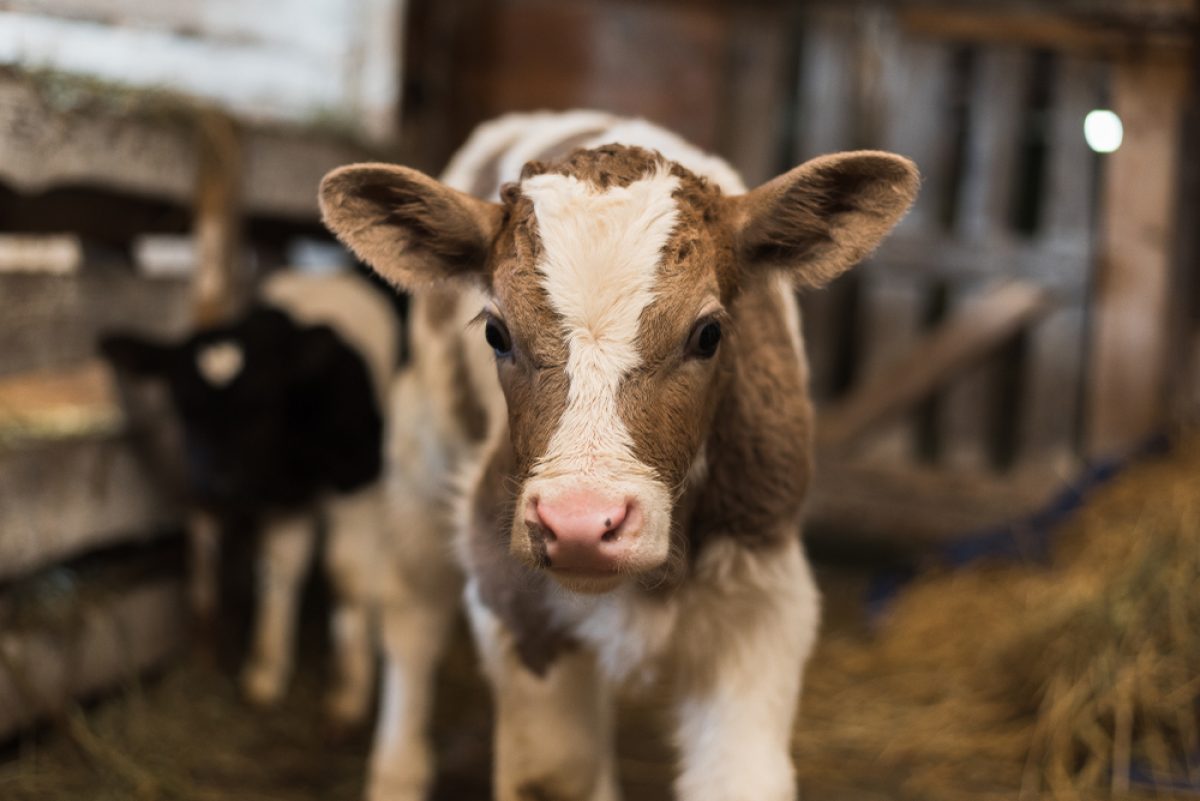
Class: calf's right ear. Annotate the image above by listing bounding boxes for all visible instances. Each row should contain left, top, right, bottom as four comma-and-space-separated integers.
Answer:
319, 163, 504, 289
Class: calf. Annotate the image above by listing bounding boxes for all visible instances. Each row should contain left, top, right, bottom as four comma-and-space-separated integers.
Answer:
322, 111, 919, 801
101, 270, 397, 728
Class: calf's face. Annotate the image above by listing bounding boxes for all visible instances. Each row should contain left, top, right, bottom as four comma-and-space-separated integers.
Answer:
321, 145, 918, 593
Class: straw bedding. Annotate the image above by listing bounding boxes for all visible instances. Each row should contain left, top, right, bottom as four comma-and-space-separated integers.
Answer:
2, 437, 1197, 799
796, 436, 1200, 799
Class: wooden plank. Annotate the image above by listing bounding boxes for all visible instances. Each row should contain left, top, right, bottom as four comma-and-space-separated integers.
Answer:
805, 457, 1062, 549
794, 7, 859, 402
0, 577, 185, 740
940, 282, 1005, 470
957, 47, 1028, 242
720, 5, 793, 186
0, 73, 378, 220
1041, 57, 1103, 246
0, 0, 405, 140
0, 361, 119, 445
876, 234, 1090, 293
0, 267, 191, 378
0, 235, 82, 275
0, 434, 175, 582
1017, 305, 1086, 472
800, 287, 848, 404
0, 438, 173, 582
1016, 58, 1100, 470
899, 8, 1190, 56
940, 48, 1029, 469
854, 265, 923, 463
795, 6, 858, 158
819, 281, 1053, 449
875, 30, 955, 236
192, 111, 242, 325
1086, 55, 1189, 457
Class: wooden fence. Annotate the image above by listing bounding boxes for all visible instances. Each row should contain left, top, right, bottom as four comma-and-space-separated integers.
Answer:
796, 6, 1193, 545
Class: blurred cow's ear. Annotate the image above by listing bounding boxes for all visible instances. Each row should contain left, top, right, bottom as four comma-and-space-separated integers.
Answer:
319, 163, 503, 290
98, 334, 178, 377
730, 151, 919, 288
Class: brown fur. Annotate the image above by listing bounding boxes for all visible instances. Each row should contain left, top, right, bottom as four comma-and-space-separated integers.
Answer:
468, 433, 577, 676
449, 336, 490, 443
420, 285, 460, 329
320, 164, 503, 288
320, 140, 919, 675
733, 151, 920, 288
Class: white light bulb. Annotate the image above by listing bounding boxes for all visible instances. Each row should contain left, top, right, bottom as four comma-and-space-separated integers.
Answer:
1084, 109, 1123, 154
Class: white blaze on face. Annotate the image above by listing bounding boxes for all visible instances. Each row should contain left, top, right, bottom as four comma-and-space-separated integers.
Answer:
522, 166, 679, 477
196, 340, 244, 386
517, 165, 680, 566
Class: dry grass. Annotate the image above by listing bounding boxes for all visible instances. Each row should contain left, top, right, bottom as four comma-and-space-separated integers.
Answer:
796, 435, 1200, 800
3, 437, 1198, 800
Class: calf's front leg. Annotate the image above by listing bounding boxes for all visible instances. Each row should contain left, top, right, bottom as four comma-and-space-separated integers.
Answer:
672, 541, 819, 801
324, 484, 388, 729
241, 512, 317, 706
466, 582, 620, 801
367, 584, 458, 801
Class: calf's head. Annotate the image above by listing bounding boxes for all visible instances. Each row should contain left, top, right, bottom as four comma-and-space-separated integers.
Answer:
101, 307, 350, 510
322, 146, 917, 592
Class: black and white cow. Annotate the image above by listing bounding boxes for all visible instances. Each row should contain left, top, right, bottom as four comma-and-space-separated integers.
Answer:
101, 270, 398, 727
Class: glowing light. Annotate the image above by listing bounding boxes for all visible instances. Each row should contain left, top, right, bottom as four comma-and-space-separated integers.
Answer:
1084, 109, 1123, 154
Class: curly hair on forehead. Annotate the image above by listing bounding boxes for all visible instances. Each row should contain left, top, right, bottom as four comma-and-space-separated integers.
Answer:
504, 143, 724, 222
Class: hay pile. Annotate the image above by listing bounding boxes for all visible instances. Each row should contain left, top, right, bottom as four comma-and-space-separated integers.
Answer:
796, 436, 1200, 799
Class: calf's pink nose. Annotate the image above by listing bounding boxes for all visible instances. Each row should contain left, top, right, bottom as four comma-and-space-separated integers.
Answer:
526, 491, 633, 571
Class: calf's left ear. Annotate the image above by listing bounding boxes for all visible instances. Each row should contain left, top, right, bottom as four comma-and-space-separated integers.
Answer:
732, 151, 919, 288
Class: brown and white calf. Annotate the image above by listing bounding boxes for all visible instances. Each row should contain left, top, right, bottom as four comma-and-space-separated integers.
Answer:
322, 111, 918, 801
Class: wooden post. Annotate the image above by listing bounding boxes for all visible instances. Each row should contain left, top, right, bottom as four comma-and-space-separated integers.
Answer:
192, 110, 242, 326
1086, 55, 1189, 457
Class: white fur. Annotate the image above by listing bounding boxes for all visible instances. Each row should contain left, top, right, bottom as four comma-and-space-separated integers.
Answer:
360, 113, 822, 801
516, 166, 681, 566
442, 110, 620, 200
241, 513, 316, 706
494, 110, 620, 199
323, 484, 389, 726
196, 340, 244, 385
465, 581, 620, 801
186, 510, 221, 622
440, 114, 530, 197
671, 538, 819, 801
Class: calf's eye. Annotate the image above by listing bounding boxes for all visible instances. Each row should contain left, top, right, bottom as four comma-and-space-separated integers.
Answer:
687, 319, 722, 359
484, 318, 513, 357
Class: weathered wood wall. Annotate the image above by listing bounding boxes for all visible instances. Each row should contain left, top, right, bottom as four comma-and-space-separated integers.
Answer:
0, 0, 407, 142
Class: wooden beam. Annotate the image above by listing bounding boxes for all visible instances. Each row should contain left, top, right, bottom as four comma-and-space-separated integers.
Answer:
191, 110, 242, 326
0, 73, 380, 220
805, 457, 1063, 549
1086, 55, 1189, 457
899, 8, 1190, 56
0, 577, 185, 740
0, 361, 119, 444
879, 234, 1090, 294
818, 281, 1053, 449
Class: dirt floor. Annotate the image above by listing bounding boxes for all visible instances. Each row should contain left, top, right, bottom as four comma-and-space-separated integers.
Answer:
5, 434, 1197, 801
0, 565, 890, 801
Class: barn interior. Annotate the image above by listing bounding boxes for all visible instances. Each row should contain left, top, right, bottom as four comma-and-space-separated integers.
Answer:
1, 0, 1198, 799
